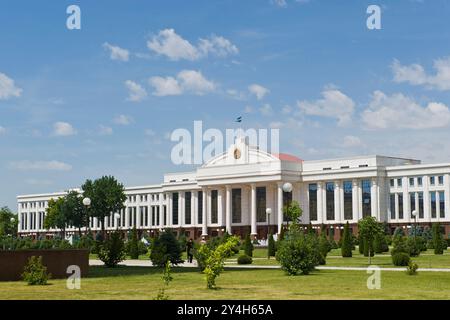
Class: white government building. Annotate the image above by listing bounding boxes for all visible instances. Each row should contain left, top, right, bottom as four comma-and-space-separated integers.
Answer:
17, 138, 450, 239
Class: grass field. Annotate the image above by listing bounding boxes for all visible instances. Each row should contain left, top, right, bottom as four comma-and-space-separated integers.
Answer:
1, 265, 450, 300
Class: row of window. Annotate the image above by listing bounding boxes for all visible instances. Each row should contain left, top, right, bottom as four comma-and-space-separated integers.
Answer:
20, 201, 47, 209
20, 212, 45, 230
127, 194, 167, 203
390, 191, 446, 220
308, 180, 372, 221
390, 176, 444, 188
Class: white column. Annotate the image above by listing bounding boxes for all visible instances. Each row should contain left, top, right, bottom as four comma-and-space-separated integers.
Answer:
168, 193, 173, 227
159, 193, 164, 229
202, 188, 208, 236
423, 176, 431, 222
225, 185, 232, 234
371, 178, 379, 220
27, 212, 31, 231
358, 182, 363, 220
277, 182, 283, 234
218, 188, 224, 227
251, 183, 257, 236
317, 182, 324, 224
36, 211, 40, 232
445, 174, 450, 220
402, 177, 409, 222
190, 191, 195, 226
334, 181, 341, 223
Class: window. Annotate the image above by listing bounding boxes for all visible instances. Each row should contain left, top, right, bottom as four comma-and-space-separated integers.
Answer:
163, 205, 167, 225
256, 187, 267, 222
198, 191, 203, 224
409, 192, 416, 215
362, 180, 371, 217
418, 192, 424, 219
232, 189, 242, 223
156, 206, 160, 225
185, 192, 191, 225
323, 167, 332, 171
409, 178, 414, 187
397, 179, 403, 187
418, 177, 423, 187
211, 190, 218, 224
309, 184, 317, 221
390, 194, 396, 219
326, 182, 335, 221
439, 191, 445, 218
439, 176, 444, 186
172, 193, 179, 225
430, 177, 436, 186
398, 194, 404, 219
343, 181, 353, 220
340, 166, 350, 169
390, 179, 395, 187
152, 206, 156, 226
431, 192, 437, 218
359, 164, 368, 168
283, 191, 293, 222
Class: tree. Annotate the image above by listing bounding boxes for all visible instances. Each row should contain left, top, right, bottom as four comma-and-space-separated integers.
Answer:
0, 207, 18, 237
341, 222, 353, 257
283, 200, 303, 228
243, 233, 254, 257
318, 231, 330, 258
358, 216, 384, 264
98, 231, 126, 267
64, 191, 86, 237
432, 222, 445, 255
150, 230, 184, 267
44, 197, 67, 238
82, 176, 126, 239
128, 227, 140, 259
267, 233, 276, 258
199, 236, 239, 289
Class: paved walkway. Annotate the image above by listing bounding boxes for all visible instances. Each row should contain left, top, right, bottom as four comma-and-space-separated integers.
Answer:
89, 259, 450, 272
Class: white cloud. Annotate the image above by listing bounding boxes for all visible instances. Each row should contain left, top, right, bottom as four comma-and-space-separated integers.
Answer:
248, 84, 270, 100
103, 42, 130, 61
0, 126, 5, 135
361, 90, 450, 130
272, 0, 287, 7
244, 105, 253, 113
144, 129, 156, 136
259, 103, 273, 116
125, 80, 147, 102
342, 135, 364, 148
0, 73, 22, 100
149, 70, 215, 96
392, 57, 450, 91
98, 125, 113, 135
113, 115, 133, 125
11, 160, 72, 171
53, 122, 77, 136
147, 29, 238, 61
297, 88, 355, 126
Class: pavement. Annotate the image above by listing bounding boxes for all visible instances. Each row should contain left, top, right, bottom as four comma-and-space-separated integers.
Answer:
89, 259, 450, 272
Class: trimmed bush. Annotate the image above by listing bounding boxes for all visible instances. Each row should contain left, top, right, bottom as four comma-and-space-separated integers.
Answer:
406, 261, 418, 275
21, 256, 51, 285
318, 232, 330, 259
243, 234, 254, 257
237, 254, 253, 265
432, 223, 445, 254
150, 230, 184, 267
392, 252, 410, 266
341, 222, 353, 258
268, 234, 276, 258
127, 227, 140, 259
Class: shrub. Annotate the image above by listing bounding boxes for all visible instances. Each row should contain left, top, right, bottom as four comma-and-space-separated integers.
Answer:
98, 231, 126, 268
150, 230, 184, 267
237, 254, 253, 265
406, 261, 418, 275
276, 229, 319, 275
406, 237, 422, 257
267, 234, 276, 258
318, 232, 330, 259
243, 234, 254, 257
392, 252, 410, 266
363, 237, 374, 257
393, 227, 405, 238
341, 222, 353, 258
21, 256, 51, 285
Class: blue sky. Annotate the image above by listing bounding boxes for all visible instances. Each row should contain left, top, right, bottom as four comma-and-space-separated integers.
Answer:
1, 0, 450, 210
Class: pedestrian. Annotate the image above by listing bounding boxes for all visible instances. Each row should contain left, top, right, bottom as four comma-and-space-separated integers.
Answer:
186, 238, 194, 263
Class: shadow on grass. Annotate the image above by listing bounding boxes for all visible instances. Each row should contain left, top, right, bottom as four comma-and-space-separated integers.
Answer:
87, 265, 201, 279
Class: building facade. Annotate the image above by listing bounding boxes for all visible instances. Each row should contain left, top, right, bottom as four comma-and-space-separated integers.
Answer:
17, 138, 450, 239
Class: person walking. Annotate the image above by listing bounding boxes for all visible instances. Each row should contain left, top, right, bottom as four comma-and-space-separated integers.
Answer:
186, 238, 194, 263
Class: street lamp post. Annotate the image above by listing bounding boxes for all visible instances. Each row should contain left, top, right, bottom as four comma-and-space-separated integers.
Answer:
266, 208, 272, 239
412, 210, 418, 243
83, 197, 91, 236
114, 213, 121, 231
282, 182, 293, 227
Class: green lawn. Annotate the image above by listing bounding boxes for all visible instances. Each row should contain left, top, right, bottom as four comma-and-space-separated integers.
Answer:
1, 265, 450, 300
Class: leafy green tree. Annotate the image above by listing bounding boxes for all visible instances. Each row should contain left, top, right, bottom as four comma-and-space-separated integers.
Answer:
318, 231, 330, 259
150, 230, 184, 267
199, 236, 239, 289
82, 176, 126, 239
0, 207, 18, 237
44, 197, 68, 238
358, 216, 384, 264
267, 233, 276, 258
283, 200, 303, 228
98, 231, 126, 267
341, 222, 353, 257
21, 256, 51, 285
64, 191, 86, 237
